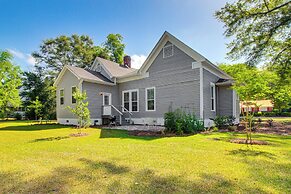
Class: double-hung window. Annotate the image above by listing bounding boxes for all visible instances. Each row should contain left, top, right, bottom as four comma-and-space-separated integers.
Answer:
60, 89, 64, 105
72, 86, 76, 104
146, 87, 156, 111
210, 83, 216, 111
122, 89, 139, 112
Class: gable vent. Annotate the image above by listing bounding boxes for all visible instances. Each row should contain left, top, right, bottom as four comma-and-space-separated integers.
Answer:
163, 44, 174, 58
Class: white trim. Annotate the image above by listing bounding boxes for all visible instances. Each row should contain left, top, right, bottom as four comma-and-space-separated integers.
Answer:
102, 92, 112, 106
122, 89, 139, 112
192, 61, 202, 69
163, 44, 174, 58
210, 82, 216, 112
117, 72, 149, 83
145, 87, 156, 111
57, 118, 102, 125
54, 66, 81, 87
199, 67, 204, 119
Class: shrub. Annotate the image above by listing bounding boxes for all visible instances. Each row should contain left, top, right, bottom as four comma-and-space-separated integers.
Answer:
164, 109, 204, 134
14, 113, 22, 120
213, 115, 236, 129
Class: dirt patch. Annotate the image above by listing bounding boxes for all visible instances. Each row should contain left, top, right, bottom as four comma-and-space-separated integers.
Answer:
69, 133, 88, 137
230, 138, 269, 145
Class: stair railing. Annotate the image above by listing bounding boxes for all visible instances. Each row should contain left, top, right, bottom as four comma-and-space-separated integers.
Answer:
110, 104, 123, 125
120, 105, 133, 124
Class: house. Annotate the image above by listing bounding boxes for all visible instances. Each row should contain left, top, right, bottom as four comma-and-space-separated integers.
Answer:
241, 100, 273, 113
54, 31, 240, 127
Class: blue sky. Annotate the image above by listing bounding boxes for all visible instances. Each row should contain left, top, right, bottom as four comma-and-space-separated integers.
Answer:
0, 0, 234, 71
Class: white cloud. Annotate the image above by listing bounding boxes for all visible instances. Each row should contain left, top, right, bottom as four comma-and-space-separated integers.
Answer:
7, 49, 36, 65
131, 54, 147, 69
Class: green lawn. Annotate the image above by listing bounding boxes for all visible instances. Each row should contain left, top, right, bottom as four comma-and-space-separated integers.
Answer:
0, 121, 290, 193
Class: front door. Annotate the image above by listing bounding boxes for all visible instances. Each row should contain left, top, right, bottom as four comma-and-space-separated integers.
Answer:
103, 93, 112, 115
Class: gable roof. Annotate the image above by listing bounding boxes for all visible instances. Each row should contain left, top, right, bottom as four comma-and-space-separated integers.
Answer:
53, 65, 114, 86
137, 31, 232, 79
94, 57, 137, 78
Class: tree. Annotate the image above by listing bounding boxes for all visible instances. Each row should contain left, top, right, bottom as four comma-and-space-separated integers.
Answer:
21, 66, 56, 120
0, 51, 22, 118
32, 35, 97, 74
215, 0, 291, 83
67, 88, 91, 131
219, 63, 278, 143
28, 97, 43, 120
104, 34, 125, 64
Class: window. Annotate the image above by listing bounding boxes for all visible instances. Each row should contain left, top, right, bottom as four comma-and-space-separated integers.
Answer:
146, 87, 155, 111
210, 83, 216, 111
60, 89, 64, 105
103, 93, 111, 106
72, 86, 76, 104
163, 44, 173, 58
122, 89, 139, 112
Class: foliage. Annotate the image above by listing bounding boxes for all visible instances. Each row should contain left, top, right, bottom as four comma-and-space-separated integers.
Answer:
32, 35, 97, 74
164, 109, 204, 134
21, 66, 56, 120
215, 0, 291, 83
219, 63, 290, 112
0, 51, 22, 118
104, 34, 125, 64
212, 116, 236, 129
28, 97, 43, 120
67, 88, 91, 129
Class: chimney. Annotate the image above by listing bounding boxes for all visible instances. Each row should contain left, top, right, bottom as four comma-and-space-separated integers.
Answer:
123, 55, 131, 68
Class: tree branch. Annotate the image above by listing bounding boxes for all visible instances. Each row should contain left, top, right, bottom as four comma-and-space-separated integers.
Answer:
250, 1, 290, 16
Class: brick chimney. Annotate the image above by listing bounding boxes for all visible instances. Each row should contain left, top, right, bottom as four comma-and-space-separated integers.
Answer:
123, 55, 131, 68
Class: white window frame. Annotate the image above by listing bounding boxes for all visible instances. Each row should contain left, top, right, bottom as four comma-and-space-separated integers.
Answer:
71, 86, 77, 104
145, 87, 156, 111
163, 44, 174, 58
102, 92, 112, 106
210, 82, 216, 111
122, 89, 139, 112
60, 88, 64, 106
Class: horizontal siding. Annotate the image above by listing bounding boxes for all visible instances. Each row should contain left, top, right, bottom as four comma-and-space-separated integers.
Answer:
217, 86, 233, 116
56, 70, 80, 119
119, 42, 200, 118
82, 81, 119, 119
203, 69, 220, 119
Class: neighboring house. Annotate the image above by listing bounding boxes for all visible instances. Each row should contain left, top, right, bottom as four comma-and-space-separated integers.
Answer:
241, 100, 273, 113
54, 31, 240, 127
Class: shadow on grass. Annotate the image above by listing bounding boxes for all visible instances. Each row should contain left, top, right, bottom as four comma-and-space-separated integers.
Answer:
99, 129, 163, 141
29, 136, 70, 143
79, 158, 130, 174
228, 148, 276, 159
0, 124, 66, 131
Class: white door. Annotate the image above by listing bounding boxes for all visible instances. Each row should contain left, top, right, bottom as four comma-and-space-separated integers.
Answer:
103, 93, 112, 115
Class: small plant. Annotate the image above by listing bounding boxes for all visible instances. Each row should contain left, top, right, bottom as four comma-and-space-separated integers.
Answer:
14, 113, 22, 120
267, 119, 273, 127
212, 127, 219, 132
67, 89, 91, 133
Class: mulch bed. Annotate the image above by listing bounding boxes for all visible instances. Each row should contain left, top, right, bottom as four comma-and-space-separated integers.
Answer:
230, 138, 269, 145
69, 133, 89, 137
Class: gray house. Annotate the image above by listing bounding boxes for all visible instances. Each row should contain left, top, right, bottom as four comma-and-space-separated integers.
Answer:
54, 31, 240, 127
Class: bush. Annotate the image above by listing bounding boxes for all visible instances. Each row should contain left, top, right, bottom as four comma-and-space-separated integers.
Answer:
14, 113, 22, 120
212, 115, 236, 129
164, 109, 204, 134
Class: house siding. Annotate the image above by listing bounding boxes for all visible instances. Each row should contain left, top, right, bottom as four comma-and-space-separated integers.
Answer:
203, 69, 220, 119
56, 70, 80, 119
217, 86, 233, 116
82, 81, 119, 119
118, 42, 200, 122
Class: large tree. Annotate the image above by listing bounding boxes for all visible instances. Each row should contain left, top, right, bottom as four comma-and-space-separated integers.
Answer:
21, 66, 56, 119
104, 34, 125, 64
32, 35, 97, 74
215, 0, 291, 82
0, 51, 22, 118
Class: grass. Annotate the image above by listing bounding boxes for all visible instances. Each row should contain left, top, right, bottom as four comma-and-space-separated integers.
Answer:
0, 121, 290, 193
